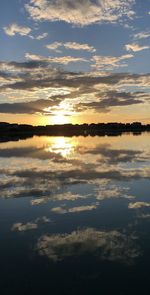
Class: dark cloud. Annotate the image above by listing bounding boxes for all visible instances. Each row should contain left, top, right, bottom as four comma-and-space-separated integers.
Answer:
7, 60, 48, 69
0, 98, 61, 114
0, 60, 149, 91
75, 91, 147, 112
76, 143, 148, 164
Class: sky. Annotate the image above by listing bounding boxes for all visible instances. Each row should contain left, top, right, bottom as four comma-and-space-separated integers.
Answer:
0, 0, 150, 125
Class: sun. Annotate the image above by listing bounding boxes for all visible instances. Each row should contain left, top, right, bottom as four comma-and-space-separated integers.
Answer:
51, 114, 69, 125
46, 101, 73, 125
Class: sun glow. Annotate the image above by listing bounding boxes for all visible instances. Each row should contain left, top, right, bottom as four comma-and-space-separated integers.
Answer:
51, 114, 70, 125
49, 101, 74, 125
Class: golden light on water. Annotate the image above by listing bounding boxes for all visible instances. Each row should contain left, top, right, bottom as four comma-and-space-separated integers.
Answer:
45, 137, 76, 157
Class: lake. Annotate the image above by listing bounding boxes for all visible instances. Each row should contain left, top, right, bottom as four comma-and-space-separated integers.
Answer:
0, 133, 150, 294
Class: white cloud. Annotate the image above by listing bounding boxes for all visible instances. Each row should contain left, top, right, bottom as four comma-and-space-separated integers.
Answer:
128, 202, 150, 209
45, 42, 62, 52
125, 43, 149, 52
46, 41, 96, 53
64, 42, 96, 52
25, 0, 135, 26
4, 23, 31, 36
133, 31, 150, 40
30, 32, 48, 40
92, 54, 133, 70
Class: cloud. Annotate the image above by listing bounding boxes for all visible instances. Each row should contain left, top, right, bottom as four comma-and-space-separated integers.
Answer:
2, 165, 150, 194
0, 140, 149, 201
4, 23, 31, 36
46, 42, 96, 52
96, 186, 134, 201
26, 52, 87, 64
0, 98, 61, 114
125, 43, 149, 52
36, 228, 139, 263
52, 192, 87, 201
31, 192, 86, 206
64, 42, 96, 52
12, 216, 51, 232
45, 42, 62, 52
30, 32, 48, 40
0, 146, 67, 161
77, 143, 148, 164
91, 54, 133, 70
133, 31, 150, 40
0, 90, 148, 115
0, 59, 149, 114
75, 90, 145, 112
12, 222, 38, 231
31, 198, 46, 205
51, 204, 97, 214
128, 202, 150, 209
25, 0, 135, 26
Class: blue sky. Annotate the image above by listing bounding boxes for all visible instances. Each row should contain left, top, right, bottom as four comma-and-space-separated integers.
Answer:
0, 0, 150, 125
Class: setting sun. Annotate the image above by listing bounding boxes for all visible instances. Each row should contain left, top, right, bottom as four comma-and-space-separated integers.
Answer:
51, 114, 70, 125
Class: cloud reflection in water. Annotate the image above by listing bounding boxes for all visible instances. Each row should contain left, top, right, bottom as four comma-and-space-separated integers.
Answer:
37, 228, 140, 264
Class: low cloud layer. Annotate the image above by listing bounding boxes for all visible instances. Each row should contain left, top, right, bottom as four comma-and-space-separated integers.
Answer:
0, 57, 149, 115
92, 54, 134, 70
25, 53, 87, 65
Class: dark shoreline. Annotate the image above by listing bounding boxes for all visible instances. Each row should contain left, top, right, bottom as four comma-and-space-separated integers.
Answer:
0, 122, 150, 142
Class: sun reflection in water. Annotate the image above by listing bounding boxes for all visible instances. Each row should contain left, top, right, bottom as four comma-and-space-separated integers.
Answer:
45, 137, 76, 158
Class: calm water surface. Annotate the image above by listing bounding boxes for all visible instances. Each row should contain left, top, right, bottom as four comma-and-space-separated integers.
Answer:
0, 133, 150, 294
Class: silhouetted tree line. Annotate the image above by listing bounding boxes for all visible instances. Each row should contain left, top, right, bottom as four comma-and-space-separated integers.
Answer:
0, 122, 150, 141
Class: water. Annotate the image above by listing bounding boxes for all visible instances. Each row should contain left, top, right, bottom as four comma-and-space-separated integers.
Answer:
0, 133, 150, 294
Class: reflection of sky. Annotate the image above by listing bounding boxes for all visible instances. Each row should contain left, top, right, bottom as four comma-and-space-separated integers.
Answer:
0, 134, 150, 292
0, 134, 150, 206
